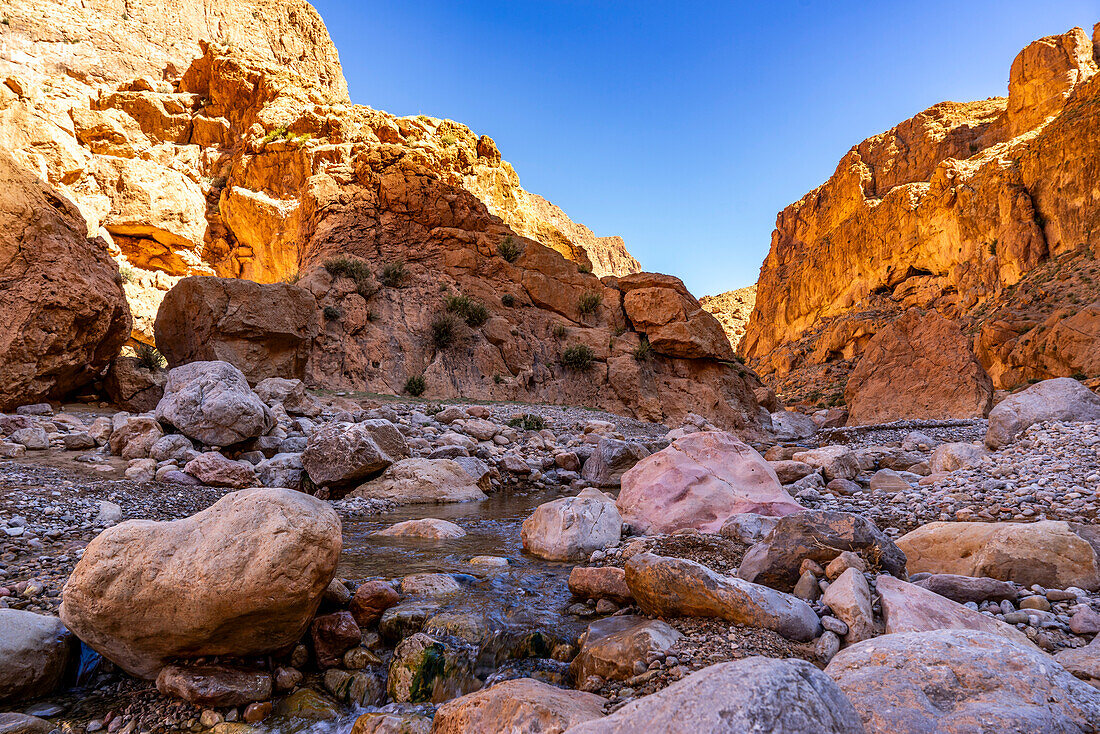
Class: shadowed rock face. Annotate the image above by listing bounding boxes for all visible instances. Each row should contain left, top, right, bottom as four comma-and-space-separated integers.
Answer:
740, 26, 1100, 405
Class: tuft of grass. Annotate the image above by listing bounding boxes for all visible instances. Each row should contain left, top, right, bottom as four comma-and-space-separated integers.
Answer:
632, 337, 652, 361
324, 256, 377, 298
135, 343, 166, 371
425, 403, 443, 416
1072, 373, 1088, 381
431, 313, 462, 349
282, 269, 302, 284
439, 134, 456, 147
118, 263, 136, 284
498, 236, 522, 263
508, 413, 547, 431
262, 126, 289, 143
561, 344, 595, 371
493, 373, 505, 384
501, 293, 516, 307
446, 294, 489, 327
404, 375, 426, 397
380, 260, 406, 287
577, 291, 602, 316
323, 305, 342, 321
577, 263, 592, 274
552, 324, 567, 339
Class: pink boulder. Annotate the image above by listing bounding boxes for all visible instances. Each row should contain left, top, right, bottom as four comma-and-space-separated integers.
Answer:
617, 431, 802, 535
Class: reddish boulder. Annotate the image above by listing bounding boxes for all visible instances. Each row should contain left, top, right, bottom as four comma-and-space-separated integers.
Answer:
350, 581, 401, 627
311, 611, 362, 668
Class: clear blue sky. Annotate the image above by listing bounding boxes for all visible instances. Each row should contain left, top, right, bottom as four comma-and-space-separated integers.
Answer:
310, 1, 1098, 296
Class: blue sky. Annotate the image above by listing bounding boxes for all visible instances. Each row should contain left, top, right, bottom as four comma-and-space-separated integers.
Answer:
310, 1, 1098, 296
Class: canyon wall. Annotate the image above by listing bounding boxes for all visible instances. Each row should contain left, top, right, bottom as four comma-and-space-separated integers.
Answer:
740, 26, 1100, 411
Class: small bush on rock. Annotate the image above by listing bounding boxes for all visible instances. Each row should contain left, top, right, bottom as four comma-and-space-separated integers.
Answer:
323, 305, 342, 321
508, 413, 546, 431
501, 293, 516, 307
446, 294, 490, 327
380, 261, 406, 287
135, 343, 166, 371
498, 236, 522, 263
552, 324, 567, 339
118, 263, 136, 284
633, 337, 652, 361
578, 291, 602, 316
561, 344, 595, 371
431, 313, 462, 349
404, 375, 426, 397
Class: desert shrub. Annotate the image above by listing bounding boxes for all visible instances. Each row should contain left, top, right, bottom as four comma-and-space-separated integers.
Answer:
578, 263, 592, 274
282, 269, 302, 284
325, 256, 377, 298
578, 291, 602, 316
118, 263, 136, 284
323, 305, 342, 321
552, 324, 567, 339
262, 126, 289, 143
501, 293, 516, 307
404, 375, 426, 397
431, 313, 462, 349
508, 413, 547, 431
439, 134, 457, 147
561, 344, 595, 371
498, 236, 522, 263
380, 260, 406, 287
446, 294, 489, 327
425, 403, 444, 415
633, 337, 652, 361
135, 343, 165, 371
493, 373, 505, 384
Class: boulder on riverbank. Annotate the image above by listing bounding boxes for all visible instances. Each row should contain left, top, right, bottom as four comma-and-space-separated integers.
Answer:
0, 609, 73, 703
522, 488, 621, 561
155, 361, 273, 446
986, 377, 1100, 449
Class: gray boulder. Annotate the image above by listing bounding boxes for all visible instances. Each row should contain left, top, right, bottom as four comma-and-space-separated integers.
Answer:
986, 377, 1100, 449
155, 361, 273, 446
0, 609, 73, 703
580, 437, 650, 487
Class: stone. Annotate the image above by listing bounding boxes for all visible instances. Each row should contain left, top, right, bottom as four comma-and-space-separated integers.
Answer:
625, 552, 821, 641
896, 520, 1100, 590
149, 434, 196, 463
0, 609, 72, 703
566, 657, 865, 733
619, 272, 735, 360
386, 632, 476, 703
452, 456, 492, 492
1070, 606, 1100, 635
274, 689, 342, 721
183, 451, 256, 488
303, 420, 410, 490
60, 488, 341, 678
821, 568, 875, 642
770, 411, 818, 441
311, 611, 362, 668
911, 573, 1017, 604
868, 468, 909, 492
521, 488, 621, 561
9, 427, 48, 450
769, 460, 816, 484
109, 416, 164, 458
350, 581, 401, 627
844, 309, 993, 425
350, 458, 486, 504
617, 431, 801, 535
125, 458, 157, 482
1054, 636, 1100, 688
568, 566, 633, 604
350, 712, 430, 734
738, 510, 907, 592
254, 452, 304, 490
374, 518, 466, 539
253, 378, 322, 417
986, 377, 1100, 449
0, 153, 130, 411
61, 431, 96, 450
718, 512, 780, 544
433, 677, 605, 734
401, 573, 462, 597
929, 442, 988, 474
155, 361, 273, 446
827, 629, 1100, 732
155, 665, 272, 707
875, 575, 1035, 649
824, 551, 867, 579
580, 437, 650, 487
791, 446, 859, 481
0, 714, 56, 734
155, 277, 319, 383
571, 616, 682, 681
105, 357, 167, 412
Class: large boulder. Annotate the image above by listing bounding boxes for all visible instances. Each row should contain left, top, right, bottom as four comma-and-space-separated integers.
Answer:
0, 610, 73, 703
302, 420, 410, 491
183, 451, 256, 488
60, 488, 341, 678
155, 361, 273, 446
571, 616, 682, 682
521, 489, 621, 561
565, 657, 865, 733
433, 678, 606, 734
0, 152, 131, 411
105, 356, 167, 412
844, 308, 993, 425
928, 442, 988, 474
617, 431, 801, 535
738, 510, 907, 593
618, 273, 736, 360
826, 629, 1100, 732
875, 576, 1036, 649
790, 446, 859, 482
253, 377, 322, 417
580, 437, 650, 487
349, 458, 487, 504
154, 276, 319, 383
625, 552, 821, 641
985, 377, 1100, 449
895, 520, 1100, 591
820, 568, 875, 643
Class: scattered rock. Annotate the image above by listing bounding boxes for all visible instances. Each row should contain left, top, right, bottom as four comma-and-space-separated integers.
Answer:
433, 677, 606, 734
522, 488, 621, 561
155, 361, 273, 446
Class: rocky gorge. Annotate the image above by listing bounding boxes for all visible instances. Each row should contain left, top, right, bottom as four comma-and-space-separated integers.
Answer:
0, 3, 1099, 734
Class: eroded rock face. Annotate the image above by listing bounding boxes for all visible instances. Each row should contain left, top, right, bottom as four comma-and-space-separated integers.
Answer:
896, 520, 1100, 591
0, 152, 130, 410
826, 629, 1100, 733
155, 361, 273, 446
60, 488, 341, 679
567, 657, 865, 734
619, 273, 735, 360
617, 431, 801, 535
741, 27, 1100, 404
844, 309, 993, 425
155, 277, 319, 383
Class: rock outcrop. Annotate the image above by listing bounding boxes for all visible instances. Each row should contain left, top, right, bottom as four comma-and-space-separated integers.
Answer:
740, 26, 1100, 413
699, 285, 756, 349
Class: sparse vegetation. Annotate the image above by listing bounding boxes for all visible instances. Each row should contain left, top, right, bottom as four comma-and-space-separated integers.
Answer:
508, 414, 547, 431
262, 126, 289, 143
323, 305, 342, 321
425, 403, 443, 415
633, 337, 652, 361
498, 236, 522, 263
989, 240, 997, 256
282, 269, 302, 284
380, 260, 406, 287
324, 256, 377, 299
135, 343, 166, 371
118, 263, 136, 284
493, 373, 505, 384
1073, 373, 1088, 381
439, 134, 457, 147
446, 294, 489, 327
501, 293, 516, 307
578, 263, 592, 274
431, 313, 462, 349
552, 324, 567, 339
561, 344, 595, 371
578, 291, 602, 316
404, 375, 427, 397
